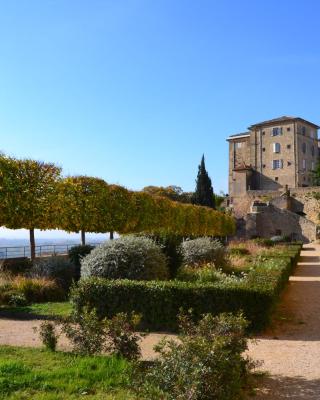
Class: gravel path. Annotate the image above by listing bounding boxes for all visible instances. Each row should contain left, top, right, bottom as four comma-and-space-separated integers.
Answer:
250, 243, 320, 399
1, 243, 320, 398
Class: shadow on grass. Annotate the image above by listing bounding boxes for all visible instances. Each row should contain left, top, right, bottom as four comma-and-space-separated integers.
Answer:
0, 302, 71, 321
254, 375, 320, 399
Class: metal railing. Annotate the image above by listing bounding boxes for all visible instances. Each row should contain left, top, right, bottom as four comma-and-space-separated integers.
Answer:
0, 242, 102, 260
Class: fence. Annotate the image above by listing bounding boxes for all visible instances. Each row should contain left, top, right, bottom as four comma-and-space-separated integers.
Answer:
0, 242, 102, 260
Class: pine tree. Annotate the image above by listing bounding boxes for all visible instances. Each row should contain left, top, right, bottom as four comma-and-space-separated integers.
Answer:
192, 155, 215, 208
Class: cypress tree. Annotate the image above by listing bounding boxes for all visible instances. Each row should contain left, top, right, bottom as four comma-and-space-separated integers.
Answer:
192, 155, 215, 208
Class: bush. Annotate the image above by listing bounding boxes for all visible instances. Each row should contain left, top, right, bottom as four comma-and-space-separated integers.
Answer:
81, 235, 169, 281
138, 312, 253, 400
68, 245, 94, 280
71, 244, 302, 332
31, 256, 76, 290
62, 307, 142, 359
0, 258, 32, 275
39, 321, 59, 351
62, 307, 107, 355
181, 237, 226, 268
143, 234, 183, 278
104, 312, 142, 361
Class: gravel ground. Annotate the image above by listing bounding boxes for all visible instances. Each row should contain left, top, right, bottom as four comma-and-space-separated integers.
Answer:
1, 243, 320, 398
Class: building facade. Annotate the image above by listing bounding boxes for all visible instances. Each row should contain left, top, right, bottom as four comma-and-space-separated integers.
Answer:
227, 116, 320, 198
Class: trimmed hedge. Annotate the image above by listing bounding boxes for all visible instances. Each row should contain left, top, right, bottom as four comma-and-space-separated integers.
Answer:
71, 244, 302, 332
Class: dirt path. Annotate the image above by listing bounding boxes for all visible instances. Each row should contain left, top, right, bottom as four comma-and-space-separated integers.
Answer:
1, 244, 320, 398
249, 243, 320, 399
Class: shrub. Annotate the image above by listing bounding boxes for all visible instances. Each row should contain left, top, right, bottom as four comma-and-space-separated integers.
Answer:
143, 234, 183, 278
138, 312, 253, 400
181, 237, 226, 268
0, 258, 32, 275
31, 256, 76, 290
62, 307, 107, 355
62, 307, 142, 359
68, 245, 94, 280
39, 321, 59, 351
104, 312, 142, 361
81, 235, 169, 281
71, 244, 302, 332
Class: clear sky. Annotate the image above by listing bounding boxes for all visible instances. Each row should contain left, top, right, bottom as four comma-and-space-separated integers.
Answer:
1, 0, 320, 240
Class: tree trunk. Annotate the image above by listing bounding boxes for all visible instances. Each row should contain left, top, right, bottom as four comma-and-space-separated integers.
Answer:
30, 228, 36, 261
81, 229, 86, 245
110, 231, 114, 240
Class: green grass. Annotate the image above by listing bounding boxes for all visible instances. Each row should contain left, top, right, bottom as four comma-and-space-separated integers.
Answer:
0, 302, 72, 319
0, 346, 137, 399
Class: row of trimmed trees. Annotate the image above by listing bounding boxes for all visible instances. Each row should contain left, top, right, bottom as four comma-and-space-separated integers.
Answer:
0, 154, 235, 260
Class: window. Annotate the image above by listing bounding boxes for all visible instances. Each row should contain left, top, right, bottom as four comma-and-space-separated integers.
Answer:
311, 130, 316, 139
262, 131, 265, 135
272, 127, 282, 136
235, 142, 243, 149
262, 147, 266, 152
302, 159, 306, 170
287, 161, 292, 166
287, 127, 291, 132
275, 177, 279, 182
273, 143, 281, 153
287, 144, 291, 149
272, 160, 283, 169
263, 164, 266, 168
302, 126, 306, 135
311, 145, 315, 156
302, 143, 306, 153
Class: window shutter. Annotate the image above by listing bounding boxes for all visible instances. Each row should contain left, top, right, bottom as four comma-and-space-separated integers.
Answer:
281, 160, 284, 168
280, 127, 283, 135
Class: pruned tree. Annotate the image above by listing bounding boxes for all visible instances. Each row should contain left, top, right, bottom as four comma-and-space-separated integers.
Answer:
0, 154, 61, 260
56, 176, 107, 245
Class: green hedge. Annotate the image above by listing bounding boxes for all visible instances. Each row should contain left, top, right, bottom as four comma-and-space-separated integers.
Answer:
71, 244, 302, 332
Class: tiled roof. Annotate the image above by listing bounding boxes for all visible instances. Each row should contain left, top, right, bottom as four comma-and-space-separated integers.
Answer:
249, 116, 320, 129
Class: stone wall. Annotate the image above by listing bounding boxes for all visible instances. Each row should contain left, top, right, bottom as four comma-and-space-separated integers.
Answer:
231, 186, 320, 222
245, 205, 317, 243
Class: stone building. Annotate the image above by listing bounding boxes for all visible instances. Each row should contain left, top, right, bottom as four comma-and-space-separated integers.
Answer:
226, 116, 320, 242
227, 116, 320, 198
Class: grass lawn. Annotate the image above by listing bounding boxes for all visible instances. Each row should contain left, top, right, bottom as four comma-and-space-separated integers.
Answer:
0, 302, 72, 319
0, 346, 137, 399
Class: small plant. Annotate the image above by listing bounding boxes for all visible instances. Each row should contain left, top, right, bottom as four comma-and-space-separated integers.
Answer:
8, 293, 28, 307
177, 264, 244, 284
181, 237, 226, 268
81, 235, 169, 281
138, 312, 254, 400
63, 307, 143, 359
39, 321, 59, 351
105, 312, 142, 361
62, 307, 107, 355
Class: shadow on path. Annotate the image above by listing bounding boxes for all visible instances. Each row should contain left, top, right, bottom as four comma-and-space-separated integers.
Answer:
255, 375, 320, 399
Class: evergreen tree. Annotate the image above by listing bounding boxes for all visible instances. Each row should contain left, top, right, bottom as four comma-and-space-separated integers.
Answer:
192, 155, 215, 208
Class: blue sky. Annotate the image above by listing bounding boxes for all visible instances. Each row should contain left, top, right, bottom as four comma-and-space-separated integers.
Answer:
1, 0, 320, 238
